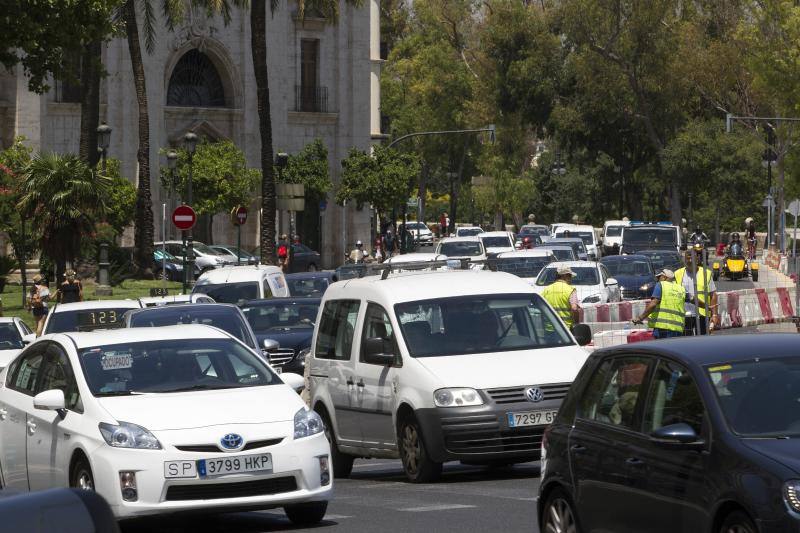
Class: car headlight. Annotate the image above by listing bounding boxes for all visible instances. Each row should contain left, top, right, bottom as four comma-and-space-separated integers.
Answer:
582, 295, 601, 304
640, 283, 654, 291
99, 422, 161, 449
294, 408, 324, 439
296, 347, 311, 366
784, 480, 800, 512
433, 388, 483, 407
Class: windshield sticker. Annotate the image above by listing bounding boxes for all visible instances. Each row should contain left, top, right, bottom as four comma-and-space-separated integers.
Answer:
101, 351, 133, 371
708, 364, 732, 372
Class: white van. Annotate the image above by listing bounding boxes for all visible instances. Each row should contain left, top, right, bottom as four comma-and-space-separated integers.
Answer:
192, 265, 289, 303
308, 269, 591, 482
601, 219, 630, 255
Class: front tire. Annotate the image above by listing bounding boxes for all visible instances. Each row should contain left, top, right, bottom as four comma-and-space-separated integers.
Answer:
70, 457, 94, 491
318, 410, 354, 478
541, 488, 580, 533
719, 510, 757, 533
398, 415, 442, 483
284, 501, 328, 525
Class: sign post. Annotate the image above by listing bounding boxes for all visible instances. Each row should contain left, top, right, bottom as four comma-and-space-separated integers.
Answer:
230, 206, 248, 266
786, 199, 800, 317
172, 205, 196, 294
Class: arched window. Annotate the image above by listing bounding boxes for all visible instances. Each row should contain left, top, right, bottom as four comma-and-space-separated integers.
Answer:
167, 50, 226, 107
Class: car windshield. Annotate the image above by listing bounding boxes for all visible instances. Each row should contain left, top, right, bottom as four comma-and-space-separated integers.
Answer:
624, 227, 677, 246
603, 259, 653, 277
79, 338, 277, 395
541, 248, 575, 261
640, 251, 683, 271
242, 302, 319, 333
493, 257, 553, 278
558, 231, 594, 246
193, 282, 259, 304
128, 306, 256, 349
481, 236, 513, 248
194, 243, 222, 255
287, 277, 330, 297
438, 241, 483, 257
154, 249, 178, 261
536, 266, 599, 286
395, 294, 573, 357
0, 323, 23, 350
457, 228, 483, 237
707, 357, 800, 437
605, 226, 624, 237
45, 307, 134, 334
552, 240, 587, 254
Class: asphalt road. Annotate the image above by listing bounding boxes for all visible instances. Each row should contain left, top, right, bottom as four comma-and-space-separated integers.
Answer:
120, 460, 541, 533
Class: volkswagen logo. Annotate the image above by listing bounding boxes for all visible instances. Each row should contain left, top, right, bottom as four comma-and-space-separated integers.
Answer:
525, 387, 544, 403
220, 433, 244, 450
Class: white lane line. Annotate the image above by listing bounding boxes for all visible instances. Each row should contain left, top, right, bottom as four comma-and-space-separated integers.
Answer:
398, 504, 476, 512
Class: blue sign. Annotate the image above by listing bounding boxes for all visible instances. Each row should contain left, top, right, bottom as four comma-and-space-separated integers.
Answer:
319, 200, 328, 212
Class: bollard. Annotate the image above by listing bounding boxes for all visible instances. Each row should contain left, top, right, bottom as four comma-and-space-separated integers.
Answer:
96, 242, 113, 296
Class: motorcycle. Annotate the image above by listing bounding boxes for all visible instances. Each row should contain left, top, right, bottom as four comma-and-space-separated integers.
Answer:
712, 241, 758, 281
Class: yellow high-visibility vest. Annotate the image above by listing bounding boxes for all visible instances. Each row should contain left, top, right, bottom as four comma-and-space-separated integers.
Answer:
650, 280, 686, 332
543, 279, 576, 327
675, 267, 712, 317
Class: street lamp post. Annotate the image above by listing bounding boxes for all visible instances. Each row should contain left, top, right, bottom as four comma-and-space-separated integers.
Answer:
275, 152, 289, 240
97, 122, 112, 173
183, 132, 198, 287
163, 150, 178, 284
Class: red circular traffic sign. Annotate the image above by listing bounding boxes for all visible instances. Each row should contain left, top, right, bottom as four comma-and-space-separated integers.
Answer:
172, 205, 196, 231
232, 206, 248, 226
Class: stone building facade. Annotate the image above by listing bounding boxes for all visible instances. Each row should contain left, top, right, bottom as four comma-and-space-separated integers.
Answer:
0, 0, 384, 268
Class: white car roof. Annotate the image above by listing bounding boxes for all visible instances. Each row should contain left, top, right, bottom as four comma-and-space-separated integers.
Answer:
497, 250, 555, 258
438, 236, 481, 243
195, 264, 282, 284
541, 261, 599, 269
51, 300, 142, 313
479, 231, 513, 238
138, 294, 216, 306
325, 270, 534, 305
557, 225, 593, 232
385, 253, 447, 264
60, 324, 230, 349
604, 220, 630, 226
0, 317, 19, 324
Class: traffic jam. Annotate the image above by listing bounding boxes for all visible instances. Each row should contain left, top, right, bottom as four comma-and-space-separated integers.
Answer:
0, 220, 795, 533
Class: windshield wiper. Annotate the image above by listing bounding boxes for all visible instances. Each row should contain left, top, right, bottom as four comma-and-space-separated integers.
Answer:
159, 384, 241, 393
95, 390, 143, 396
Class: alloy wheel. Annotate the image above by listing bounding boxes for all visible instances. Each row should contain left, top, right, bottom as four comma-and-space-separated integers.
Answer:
401, 424, 421, 475
544, 497, 578, 533
76, 469, 94, 491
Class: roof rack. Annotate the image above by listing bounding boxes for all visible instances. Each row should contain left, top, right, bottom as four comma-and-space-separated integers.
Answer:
333, 259, 491, 281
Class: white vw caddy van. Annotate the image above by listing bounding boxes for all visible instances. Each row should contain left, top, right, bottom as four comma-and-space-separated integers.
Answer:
308, 269, 592, 482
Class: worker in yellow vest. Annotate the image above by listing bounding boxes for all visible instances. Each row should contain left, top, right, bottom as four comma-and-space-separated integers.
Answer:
543, 265, 580, 328
675, 248, 718, 335
633, 269, 686, 338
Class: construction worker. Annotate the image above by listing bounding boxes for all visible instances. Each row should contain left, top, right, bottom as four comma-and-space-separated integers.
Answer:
633, 269, 685, 338
543, 265, 580, 328
675, 246, 718, 335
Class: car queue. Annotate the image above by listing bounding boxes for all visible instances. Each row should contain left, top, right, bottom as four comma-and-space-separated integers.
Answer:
0, 223, 782, 532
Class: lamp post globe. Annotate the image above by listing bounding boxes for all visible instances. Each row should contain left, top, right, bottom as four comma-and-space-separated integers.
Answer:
96, 122, 112, 172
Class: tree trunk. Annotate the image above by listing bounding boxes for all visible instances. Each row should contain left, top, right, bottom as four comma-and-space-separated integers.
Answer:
251, 0, 277, 264
78, 39, 101, 168
418, 162, 427, 224
124, 0, 154, 276
450, 139, 468, 234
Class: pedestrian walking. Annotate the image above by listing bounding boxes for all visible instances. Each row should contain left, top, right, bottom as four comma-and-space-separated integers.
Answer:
57, 268, 83, 304
29, 274, 50, 337
632, 269, 685, 338
543, 265, 580, 328
373, 234, 384, 263
439, 212, 447, 237
277, 234, 291, 273
675, 247, 718, 335
384, 229, 397, 258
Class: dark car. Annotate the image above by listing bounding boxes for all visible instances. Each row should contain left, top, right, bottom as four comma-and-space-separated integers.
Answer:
601, 254, 655, 300
285, 271, 336, 297
639, 249, 684, 273
153, 249, 185, 281
290, 243, 322, 273
239, 298, 321, 375
539, 334, 800, 533
620, 223, 680, 254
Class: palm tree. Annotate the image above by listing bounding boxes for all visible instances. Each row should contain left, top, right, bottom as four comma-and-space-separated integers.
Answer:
250, 0, 362, 264
18, 153, 112, 281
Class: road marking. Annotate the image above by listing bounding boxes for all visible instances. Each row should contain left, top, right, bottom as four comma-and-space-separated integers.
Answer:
399, 504, 476, 512
353, 462, 398, 469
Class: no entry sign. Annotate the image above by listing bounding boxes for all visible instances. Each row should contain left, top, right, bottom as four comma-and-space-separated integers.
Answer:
172, 205, 196, 231
231, 206, 248, 226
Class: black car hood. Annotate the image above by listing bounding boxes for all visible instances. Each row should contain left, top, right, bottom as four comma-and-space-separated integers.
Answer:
741, 438, 800, 475
611, 274, 653, 288
255, 330, 313, 351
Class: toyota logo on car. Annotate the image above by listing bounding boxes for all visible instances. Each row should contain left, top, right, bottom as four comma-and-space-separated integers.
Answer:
220, 433, 244, 450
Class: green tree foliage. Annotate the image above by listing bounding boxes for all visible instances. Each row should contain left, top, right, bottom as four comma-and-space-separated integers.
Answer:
337, 146, 421, 218
278, 139, 332, 201
101, 158, 138, 235
0, 138, 35, 304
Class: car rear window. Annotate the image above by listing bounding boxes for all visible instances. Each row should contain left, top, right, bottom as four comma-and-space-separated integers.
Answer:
45, 307, 135, 334
128, 306, 256, 349
193, 282, 259, 304
438, 241, 483, 257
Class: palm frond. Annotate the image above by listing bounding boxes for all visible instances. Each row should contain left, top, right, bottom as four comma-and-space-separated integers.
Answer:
141, 0, 158, 54
163, 0, 186, 31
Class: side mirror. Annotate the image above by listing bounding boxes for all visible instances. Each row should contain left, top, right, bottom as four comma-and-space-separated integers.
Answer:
33, 389, 66, 418
651, 423, 702, 446
262, 339, 280, 352
571, 324, 592, 346
362, 337, 396, 366
606, 277, 619, 286
280, 372, 305, 393
23, 333, 36, 345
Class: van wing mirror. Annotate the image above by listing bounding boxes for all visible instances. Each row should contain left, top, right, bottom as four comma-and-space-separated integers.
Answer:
650, 423, 704, 447
362, 337, 396, 366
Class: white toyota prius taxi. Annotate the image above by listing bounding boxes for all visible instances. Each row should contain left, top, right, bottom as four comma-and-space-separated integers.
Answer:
0, 325, 331, 523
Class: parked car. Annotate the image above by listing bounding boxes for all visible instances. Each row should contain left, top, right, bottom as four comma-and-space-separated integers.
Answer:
155, 240, 232, 273
240, 297, 322, 375
152, 249, 184, 281
290, 244, 322, 273
210, 245, 259, 265
600, 254, 656, 300
0, 325, 327, 522
602, 219, 630, 255
285, 271, 337, 297
401, 222, 434, 246
539, 334, 800, 533
193, 265, 289, 303
0, 318, 33, 370
555, 225, 600, 260
309, 269, 592, 482
533, 261, 621, 304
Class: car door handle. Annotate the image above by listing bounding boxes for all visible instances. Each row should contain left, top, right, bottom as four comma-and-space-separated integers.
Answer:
0, 409, 7, 421
357, 379, 365, 388
26, 420, 36, 435
570, 444, 587, 453
346, 377, 354, 387
625, 457, 645, 466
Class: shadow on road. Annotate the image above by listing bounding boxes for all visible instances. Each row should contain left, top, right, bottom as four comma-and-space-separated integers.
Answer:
348, 460, 540, 485
121, 512, 341, 533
